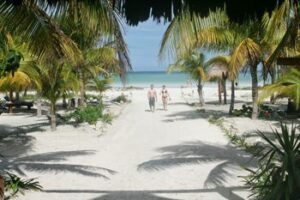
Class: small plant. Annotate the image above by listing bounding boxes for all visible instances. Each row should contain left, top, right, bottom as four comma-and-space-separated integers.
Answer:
244, 123, 300, 200
65, 104, 113, 126
67, 105, 104, 125
112, 94, 128, 103
232, 104, 284, 120
3, 172, 42, 199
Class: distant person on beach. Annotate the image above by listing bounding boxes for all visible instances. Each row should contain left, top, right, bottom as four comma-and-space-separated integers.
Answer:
147, 84, 157, 112
161, 85, 170, 111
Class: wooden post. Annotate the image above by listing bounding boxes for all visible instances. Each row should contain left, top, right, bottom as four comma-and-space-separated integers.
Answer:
0, 175, 4, 200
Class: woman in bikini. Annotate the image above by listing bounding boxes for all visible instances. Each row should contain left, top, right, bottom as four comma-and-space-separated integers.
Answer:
161, 85, 170, 111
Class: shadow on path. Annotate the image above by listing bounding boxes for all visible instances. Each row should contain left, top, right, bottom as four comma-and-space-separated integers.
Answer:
0, 150, 116, 179
138, 141, 255, 188
44, 187, 248, 200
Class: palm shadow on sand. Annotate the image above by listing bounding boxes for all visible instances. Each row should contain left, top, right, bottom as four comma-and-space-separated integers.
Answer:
138, 141, 256, 189
0, 150, 116, 179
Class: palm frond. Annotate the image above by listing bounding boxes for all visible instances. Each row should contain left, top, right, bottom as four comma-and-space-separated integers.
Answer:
229, 38, 262, 79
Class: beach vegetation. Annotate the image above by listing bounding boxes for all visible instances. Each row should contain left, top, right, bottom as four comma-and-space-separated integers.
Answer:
65, 104, 112, 126
244, 123, 300, 200
112, 94, 129, 104
3, 172, 42, 200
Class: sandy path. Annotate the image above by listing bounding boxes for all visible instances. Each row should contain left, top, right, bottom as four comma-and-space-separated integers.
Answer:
10, 90, 251, 200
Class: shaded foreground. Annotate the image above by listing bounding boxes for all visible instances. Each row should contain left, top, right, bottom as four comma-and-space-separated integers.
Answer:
1, 89, 252, 200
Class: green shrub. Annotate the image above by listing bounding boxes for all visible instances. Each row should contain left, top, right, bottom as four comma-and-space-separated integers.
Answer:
112, 94, 128, 103
232, 104, 284, 119
65, 104, 113, 125
244, 123, 300, 200
3, 172, 42, 199
67, 105, 104, 125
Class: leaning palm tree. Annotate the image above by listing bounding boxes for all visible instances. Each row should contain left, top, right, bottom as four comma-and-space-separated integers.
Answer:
168, 51, 206, 106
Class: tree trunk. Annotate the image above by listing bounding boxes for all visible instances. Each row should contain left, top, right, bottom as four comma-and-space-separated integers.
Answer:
250, 64, 259, 119
270, 67, 276, 104
79, 68, 86, 107
222, 76, 227, 105
15, 91, 20, 102
197, 78, 205, 106
50, 102, 56, 131
37, 97, 42, 117
9, 89, 13, 102
229, 80, 235, 115
62, 94, 67, 109
218, 80, 222, 104
0, 175, 4, 200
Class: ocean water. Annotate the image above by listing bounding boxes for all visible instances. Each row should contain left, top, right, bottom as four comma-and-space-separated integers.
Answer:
112, 71, 268, 88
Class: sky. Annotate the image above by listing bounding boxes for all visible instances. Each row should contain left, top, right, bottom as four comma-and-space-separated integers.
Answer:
124, 20, 170, 72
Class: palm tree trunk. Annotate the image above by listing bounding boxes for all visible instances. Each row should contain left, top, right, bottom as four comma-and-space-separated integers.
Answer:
50, 101, 56, 131
79, 68, 86, 106
250, 64, 259, 119
270, 67, 276, 104
37, 97, 42, 117
218, 80, 222, 104
62, 93, 67, 109
197, 78, 205, 106
15, 90, 20, 102
229, 80, 235, 115
0, 175, 4, 200
222, 76, 227, 104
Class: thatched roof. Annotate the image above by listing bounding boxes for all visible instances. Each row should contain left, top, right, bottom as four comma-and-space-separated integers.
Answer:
206, 63, 228, 81
112, 0, 283, 25
7, 0, 283, 26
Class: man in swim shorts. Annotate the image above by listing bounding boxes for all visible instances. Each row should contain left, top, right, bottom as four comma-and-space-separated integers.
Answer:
147, 84, 157, 112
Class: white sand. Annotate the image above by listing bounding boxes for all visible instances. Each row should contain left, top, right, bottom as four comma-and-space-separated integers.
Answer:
0, 87, 258, 200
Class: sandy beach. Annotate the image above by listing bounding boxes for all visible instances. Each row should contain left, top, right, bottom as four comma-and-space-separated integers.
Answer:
0, 87, 272, 200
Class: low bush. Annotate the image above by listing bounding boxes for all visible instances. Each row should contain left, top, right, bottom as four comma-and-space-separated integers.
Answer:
65, 104, 113, 125
232, 104, 284, 119
112, 94, 128, 103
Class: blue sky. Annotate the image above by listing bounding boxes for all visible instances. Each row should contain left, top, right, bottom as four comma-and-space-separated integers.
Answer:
124, 20, 170, 72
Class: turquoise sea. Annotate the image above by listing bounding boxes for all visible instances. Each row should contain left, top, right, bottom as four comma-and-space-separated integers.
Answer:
112, 71, 268, 88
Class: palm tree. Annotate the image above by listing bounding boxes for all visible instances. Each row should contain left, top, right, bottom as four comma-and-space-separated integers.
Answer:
0, 0, 131, 72
168, 51, 206, 106
160, 9, 265, 119
36, 63, 79, 131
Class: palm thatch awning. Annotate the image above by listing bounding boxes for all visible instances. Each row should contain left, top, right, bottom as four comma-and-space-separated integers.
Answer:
112, 0, 283, 25
206, 63, 228, 81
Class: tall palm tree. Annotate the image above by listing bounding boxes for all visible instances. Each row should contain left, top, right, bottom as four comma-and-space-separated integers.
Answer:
168, 51, 206, 106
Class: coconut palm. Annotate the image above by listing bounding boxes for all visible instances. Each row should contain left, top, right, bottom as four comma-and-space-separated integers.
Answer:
160, 8, 266, 118
168, 51, 206, 106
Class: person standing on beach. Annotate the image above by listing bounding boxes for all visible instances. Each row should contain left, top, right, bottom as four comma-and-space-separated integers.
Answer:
147, 84, 157, 112
161, 85, 170, 111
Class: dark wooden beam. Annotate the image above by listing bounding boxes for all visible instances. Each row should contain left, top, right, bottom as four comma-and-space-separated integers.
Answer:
277, 57, 300, 66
